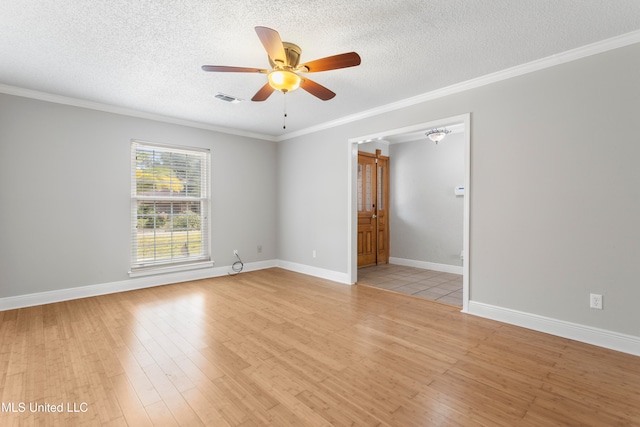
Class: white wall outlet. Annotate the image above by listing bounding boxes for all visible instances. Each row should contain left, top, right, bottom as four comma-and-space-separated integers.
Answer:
257, 245, 262, 253
590, 293, 603, 310
312, 250, 316, 258
233, 249, 238, 256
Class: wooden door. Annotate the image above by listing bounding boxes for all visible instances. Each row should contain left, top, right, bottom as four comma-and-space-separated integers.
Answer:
357, 150, 389, 267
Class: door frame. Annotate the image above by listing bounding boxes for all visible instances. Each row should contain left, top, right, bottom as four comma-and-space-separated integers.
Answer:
347, 113, 471, 313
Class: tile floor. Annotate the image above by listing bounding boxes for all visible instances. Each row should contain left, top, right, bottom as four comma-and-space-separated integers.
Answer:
357, 263, 463, 306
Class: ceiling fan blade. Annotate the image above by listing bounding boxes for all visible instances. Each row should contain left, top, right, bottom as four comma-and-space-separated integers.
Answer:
255, 26, 286, 65
251, 82, 275, 101
300, 78, 336, 101
299, 52, 361, 72
202, 65, 268, 73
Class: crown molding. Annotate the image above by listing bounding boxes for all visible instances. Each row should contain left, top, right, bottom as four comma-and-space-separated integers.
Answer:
2, 30, 638, 143
0, 84, 277, 142
276, 29, 640, 141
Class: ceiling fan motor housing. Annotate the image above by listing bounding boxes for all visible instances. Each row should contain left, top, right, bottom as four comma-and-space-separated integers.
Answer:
269, 42, 302, 69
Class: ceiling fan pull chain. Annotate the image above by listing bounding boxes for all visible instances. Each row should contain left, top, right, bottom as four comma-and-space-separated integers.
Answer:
283, 93, 288, 129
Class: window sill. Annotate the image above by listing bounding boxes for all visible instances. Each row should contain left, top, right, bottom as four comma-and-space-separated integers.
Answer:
128, 260, 214, 278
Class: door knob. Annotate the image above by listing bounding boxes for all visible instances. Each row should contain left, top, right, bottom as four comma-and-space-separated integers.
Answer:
372, 214, 377, 219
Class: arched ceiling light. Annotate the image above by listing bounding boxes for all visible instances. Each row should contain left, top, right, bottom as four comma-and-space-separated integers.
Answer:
425, 128, 451, 144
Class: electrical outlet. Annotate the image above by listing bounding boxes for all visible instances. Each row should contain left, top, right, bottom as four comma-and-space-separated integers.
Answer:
257, 245, 262, 253
233, 249, 238, 256
590, 293, 603, 310
312, 250, 316, 258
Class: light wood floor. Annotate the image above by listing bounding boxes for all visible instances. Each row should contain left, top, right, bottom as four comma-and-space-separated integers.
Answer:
1, 268, 639, 426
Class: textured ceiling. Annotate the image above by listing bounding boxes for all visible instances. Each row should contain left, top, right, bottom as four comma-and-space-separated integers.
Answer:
1, 1, 639, 138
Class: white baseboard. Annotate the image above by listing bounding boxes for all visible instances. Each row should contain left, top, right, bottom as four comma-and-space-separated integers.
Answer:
237, 259, 279, 273
467, 301, 640, 357
0, 260, 278, 311
0, 259, 346, 311
4, 262, 637, 357
389, 257, 463, 275
276, 260, 350, 284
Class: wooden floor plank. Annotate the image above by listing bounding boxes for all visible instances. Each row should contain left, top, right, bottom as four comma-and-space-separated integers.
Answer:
111, 345, 162, 408
141, 362, 204, 426
110, 373, 153, 427
144, 400, 179, 427
1, 268, 639, 426
180, 386, 232, 427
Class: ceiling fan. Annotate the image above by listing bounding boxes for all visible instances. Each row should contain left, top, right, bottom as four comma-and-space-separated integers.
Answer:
202, 26, 361, 102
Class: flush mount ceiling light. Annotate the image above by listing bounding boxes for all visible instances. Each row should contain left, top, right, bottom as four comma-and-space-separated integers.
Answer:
425, 128, 451, 144
267, 69, 301, 93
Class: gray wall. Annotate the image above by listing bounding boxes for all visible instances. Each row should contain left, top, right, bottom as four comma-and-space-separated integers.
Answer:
277, 42, 640, 337
0, 94, 277, 297
277, 127, 349, 272
389, 132, 464, 266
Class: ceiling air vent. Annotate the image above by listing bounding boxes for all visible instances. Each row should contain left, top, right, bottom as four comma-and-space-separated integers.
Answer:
214, 92, 243, 103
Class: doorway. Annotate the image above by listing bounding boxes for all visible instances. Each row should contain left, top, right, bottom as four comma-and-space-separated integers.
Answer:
348, 114, 471, 312
357, 149, 389, 267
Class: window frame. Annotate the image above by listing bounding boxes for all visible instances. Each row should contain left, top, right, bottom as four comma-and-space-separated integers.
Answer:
129, 140, 212, 277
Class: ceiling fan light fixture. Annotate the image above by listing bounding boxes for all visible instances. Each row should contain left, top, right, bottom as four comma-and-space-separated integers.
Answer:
268, 70, 301, 93
426, 128, 451, 144
201, 27, 360, 103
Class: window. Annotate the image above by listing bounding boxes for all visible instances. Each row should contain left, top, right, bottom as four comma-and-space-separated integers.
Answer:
131, 141, 211, 274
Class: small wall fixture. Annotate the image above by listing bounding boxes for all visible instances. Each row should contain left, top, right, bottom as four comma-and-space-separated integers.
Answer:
425, 128, 451, 144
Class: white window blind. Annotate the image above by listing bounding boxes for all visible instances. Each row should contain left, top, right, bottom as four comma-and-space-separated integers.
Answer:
131, 141, 211, 272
